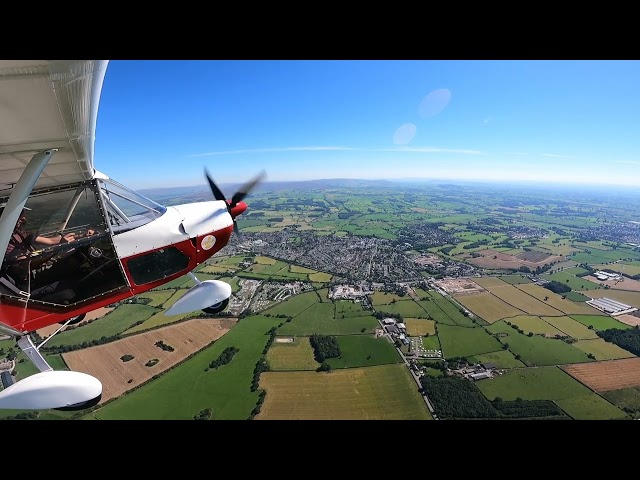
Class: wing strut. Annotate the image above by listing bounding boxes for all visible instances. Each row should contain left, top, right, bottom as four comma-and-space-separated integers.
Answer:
0, 149, 58, 270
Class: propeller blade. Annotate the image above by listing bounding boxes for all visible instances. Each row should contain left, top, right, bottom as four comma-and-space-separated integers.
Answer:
233, 220, 242, 240
205, 169, 228, 204
230, 170, 266, 208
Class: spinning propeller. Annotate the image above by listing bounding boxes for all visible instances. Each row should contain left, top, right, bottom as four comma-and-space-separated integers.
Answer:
205, 169, 266, 239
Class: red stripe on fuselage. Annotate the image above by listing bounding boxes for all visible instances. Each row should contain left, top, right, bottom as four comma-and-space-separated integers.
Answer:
0, 225, 234, 333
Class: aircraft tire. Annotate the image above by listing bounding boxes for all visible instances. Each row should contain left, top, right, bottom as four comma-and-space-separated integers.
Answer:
202, 298, 230, 315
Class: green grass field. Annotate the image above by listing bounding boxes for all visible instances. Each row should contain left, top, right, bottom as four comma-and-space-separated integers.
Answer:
277, 302, 380, 336
87, 315, 282, 420
487, 321, 592, 366
468, 350, 526, 369
570, 314, 632, 331
262, 291, 319, 317
326, 335, 403, 369
540, 272, 601, 291
437, 324, 503, 358
602, 386, 640, 414
43, 304, 159, 348
476, 359, 628, 420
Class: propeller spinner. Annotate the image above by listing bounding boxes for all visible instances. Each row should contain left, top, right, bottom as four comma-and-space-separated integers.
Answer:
204, 169, 266, 239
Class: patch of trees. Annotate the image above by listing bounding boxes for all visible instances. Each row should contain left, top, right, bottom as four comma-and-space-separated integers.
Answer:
310, 334, 341, 363
0, 411, 39, 420
492, 398, 569, 418
208, 346, 239, 370
155, 340, 174, 352
120, 354, 134, 362
420, 376, 497, 419
543, 280, 571, 294
145, 358, 159, 367
421, 376, 570, 419
597, 327, 640, 356
193, 408, 212, 420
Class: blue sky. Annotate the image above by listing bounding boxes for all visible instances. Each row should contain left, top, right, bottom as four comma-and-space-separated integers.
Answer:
94, 60, 640, 190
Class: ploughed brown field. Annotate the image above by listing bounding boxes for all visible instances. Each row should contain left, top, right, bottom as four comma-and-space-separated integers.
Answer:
459, 249, 563, 270
63, 318, 237, 403
562, 357, 640, 392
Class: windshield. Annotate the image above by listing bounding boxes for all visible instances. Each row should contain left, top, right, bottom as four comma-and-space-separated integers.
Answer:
98, 178, 166, 234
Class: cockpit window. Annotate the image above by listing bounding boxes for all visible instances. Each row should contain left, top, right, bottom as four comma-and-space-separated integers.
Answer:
1, 182, 129, 307
97, 178, 166, 234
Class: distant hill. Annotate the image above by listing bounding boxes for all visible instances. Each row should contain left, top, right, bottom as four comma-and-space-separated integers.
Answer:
138, 178, 397, 202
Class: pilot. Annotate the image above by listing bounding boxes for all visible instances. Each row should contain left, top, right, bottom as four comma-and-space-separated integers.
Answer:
3, 207, 82, 261
1, 207, 96, 297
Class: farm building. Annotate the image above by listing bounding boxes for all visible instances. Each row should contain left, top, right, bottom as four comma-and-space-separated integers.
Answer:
383, 318, 396, 325
385, 325, 400, 335
469, 371, 492, 381
594, 271, 622, 281
587, 297, 637, 315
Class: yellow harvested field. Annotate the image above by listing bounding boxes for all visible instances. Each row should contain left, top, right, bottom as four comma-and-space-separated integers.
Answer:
63, 318, 237, 404
516, 283, 604, 315
541, 316, 599, 340
573, 339, 635, 361
473, 277, 507, 288
309, 272, 332, 282
563, 357, 640, 391
615, 314, 640, 327
290, 265, 317, 274
488, 285, 564, 316
256, 364, 432, 420
453, 292, 524, 323
404, 318, 436, 336
509, 315, 564, 336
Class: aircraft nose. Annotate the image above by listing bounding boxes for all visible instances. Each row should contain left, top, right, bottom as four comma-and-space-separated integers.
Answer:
230, 201, 247, 218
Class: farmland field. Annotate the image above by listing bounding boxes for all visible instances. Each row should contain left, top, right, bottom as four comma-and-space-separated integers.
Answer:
508, 316, 564, 337
43, 304, 160, 348
326, 335, 403, 369
266, 336, 319, 370
515, 283, 604, 315
572, 339, 635, 360
437, 324, 503, 358
570, 314, 631, 331
563, 357, 640, 391
468, 350, 526, 369
65, 318, 237, 404
541, 316, 599, 340
488, 285, 564, 316
453, 292, 524, 323
87, 315, 281, 420
404, 318, 436, 336
487, 321, 592, 366
256, 364, 432, 420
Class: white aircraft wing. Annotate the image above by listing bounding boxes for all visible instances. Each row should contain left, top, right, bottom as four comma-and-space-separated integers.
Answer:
0, 60, 109, 197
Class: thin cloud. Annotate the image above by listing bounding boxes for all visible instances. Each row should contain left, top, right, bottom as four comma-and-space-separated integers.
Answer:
508, 152, 528, 156
190, 146, 354, 157
482, 116, 492, 125
543, 153, 574, 159
191, 145, 483, 157
379, 147, 483, 155
616, 160, 640, 164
